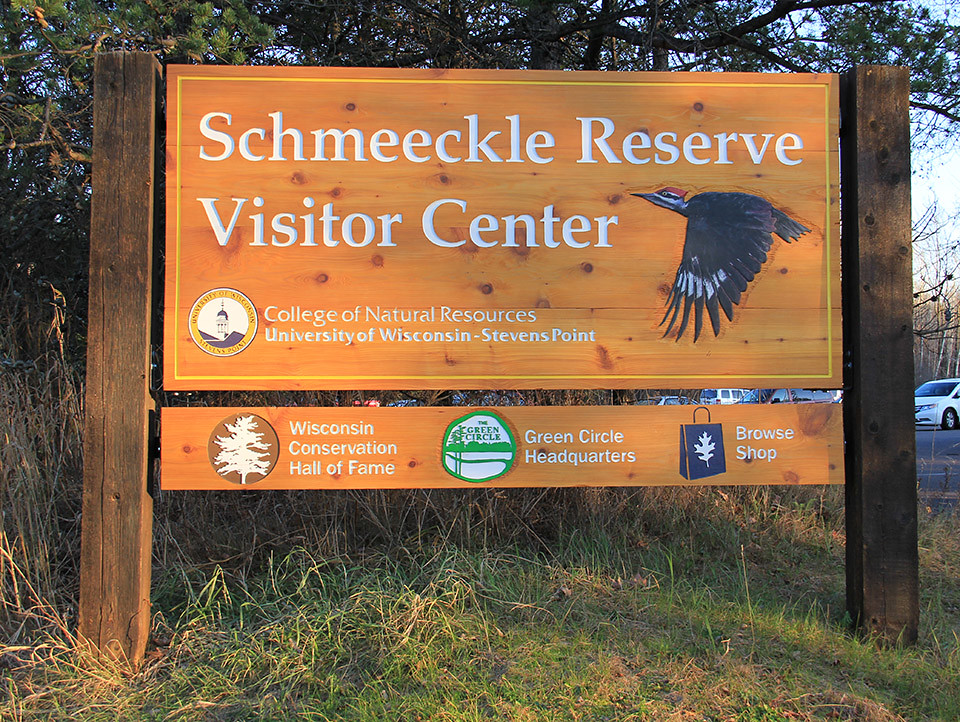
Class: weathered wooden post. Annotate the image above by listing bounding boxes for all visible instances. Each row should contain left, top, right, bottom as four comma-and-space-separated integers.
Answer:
840, 65, 919, 643
78, 52, 159, 666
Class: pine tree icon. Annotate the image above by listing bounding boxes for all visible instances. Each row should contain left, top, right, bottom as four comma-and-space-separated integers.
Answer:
212, 415, 273, 484
446, 425, 466, 475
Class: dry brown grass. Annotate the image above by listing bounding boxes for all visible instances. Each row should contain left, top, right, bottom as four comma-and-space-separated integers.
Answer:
1, 273, 83, 644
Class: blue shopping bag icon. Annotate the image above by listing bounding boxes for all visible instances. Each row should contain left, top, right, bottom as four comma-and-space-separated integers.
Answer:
679, 407, 726, 480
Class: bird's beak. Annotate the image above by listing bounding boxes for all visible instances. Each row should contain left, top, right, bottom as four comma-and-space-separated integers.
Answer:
624, 187, 655, 200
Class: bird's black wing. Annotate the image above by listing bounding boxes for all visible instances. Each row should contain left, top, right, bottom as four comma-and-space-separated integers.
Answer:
661, 193, 808, 341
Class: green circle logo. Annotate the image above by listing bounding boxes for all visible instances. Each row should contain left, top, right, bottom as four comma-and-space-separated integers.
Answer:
441, 411, 517, 483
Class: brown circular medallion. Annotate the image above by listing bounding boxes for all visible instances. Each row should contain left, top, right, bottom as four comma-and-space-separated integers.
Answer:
207, 413, 280, 485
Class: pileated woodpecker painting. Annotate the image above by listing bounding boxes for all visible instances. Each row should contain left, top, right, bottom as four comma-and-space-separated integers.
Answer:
633, 188, 810, 342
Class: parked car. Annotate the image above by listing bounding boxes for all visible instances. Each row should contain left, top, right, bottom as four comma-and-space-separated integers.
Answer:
654, 395, 695, 405
699, 388, 746, 405
768, 389, 838, 403
737, 388, 774, 404
914, 378, 960, 429
738, 388, 839, 404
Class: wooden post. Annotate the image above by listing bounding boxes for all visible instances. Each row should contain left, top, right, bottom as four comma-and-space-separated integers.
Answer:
79, 52, 159, 666
840, 66, 918, 643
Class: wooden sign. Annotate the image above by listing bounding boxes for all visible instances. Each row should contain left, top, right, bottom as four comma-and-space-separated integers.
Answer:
165, 67, 840, 390
161, 404, 843, 489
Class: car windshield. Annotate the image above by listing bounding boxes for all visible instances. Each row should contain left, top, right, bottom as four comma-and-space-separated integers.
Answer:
916, 381, 958, 397
790, 389, 836, 402
740, 389, 773, 403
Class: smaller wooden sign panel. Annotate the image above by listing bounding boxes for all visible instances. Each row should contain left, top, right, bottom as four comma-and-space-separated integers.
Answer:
161, 404, 843, 489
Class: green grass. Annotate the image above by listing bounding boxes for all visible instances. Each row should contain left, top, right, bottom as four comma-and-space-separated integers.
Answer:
3, 489, 960, 721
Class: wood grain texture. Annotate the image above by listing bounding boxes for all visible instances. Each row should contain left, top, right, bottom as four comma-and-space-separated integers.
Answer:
161, 404, 844, 489
164, 67, 841, 390
841, 66, 918, 644
79, 53, 158, 667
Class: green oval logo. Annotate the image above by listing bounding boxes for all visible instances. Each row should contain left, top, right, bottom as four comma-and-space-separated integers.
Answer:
441, 411, 517, 483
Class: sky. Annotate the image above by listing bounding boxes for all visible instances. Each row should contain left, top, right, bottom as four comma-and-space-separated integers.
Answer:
913, 146, 960, 224
912, 0, 960, 225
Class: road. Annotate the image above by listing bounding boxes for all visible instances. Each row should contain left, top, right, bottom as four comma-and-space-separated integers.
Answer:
916, 427, 960, 505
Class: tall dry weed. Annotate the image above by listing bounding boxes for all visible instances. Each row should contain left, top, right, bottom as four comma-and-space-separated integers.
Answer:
1, 271, 83, 641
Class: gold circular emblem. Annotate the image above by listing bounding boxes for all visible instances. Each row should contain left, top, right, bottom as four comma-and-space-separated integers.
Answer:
188, 288, 258, 357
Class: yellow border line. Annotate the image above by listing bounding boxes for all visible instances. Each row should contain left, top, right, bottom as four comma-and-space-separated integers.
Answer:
176, 75, 825, 90
175, 374, 835, 381
174, 75, 183, 380
824, 81, 834, 379
172, 74, 838, 384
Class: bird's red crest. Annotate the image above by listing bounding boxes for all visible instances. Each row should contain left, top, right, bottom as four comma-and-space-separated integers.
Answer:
661, 187, 687, 198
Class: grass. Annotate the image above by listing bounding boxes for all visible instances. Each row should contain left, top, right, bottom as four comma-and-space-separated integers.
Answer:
3, 488, 960, 720
2, 273, 960, 720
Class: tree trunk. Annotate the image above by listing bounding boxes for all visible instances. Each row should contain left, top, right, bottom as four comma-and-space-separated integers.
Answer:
527, 1, 563, 70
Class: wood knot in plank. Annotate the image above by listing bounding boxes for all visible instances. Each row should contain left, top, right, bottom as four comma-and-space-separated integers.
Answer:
595, 345, 613, 369
798, 405, 832, 436
510, 242, 530, 258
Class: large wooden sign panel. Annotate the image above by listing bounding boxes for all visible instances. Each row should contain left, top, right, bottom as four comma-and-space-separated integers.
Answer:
165, 67, 840, 390
161, 404, 843, 489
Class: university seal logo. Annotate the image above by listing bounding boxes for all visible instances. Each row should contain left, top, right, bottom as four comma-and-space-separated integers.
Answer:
189, 288, 258, 356
441, 411, 517, 483
207, 413, 279, 485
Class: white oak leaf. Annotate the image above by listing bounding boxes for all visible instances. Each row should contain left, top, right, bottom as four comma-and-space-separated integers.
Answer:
694, 432, 715, 467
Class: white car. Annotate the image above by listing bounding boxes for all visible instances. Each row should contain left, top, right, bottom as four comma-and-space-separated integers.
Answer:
915, 378, 960, 429
699, 388, 745, 405
654, 395, 694, 405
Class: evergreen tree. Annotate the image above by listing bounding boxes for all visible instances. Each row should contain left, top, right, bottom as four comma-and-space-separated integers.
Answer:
213, 415, 273, 484
1, 0, 273, 352
2, 0, 957, 347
